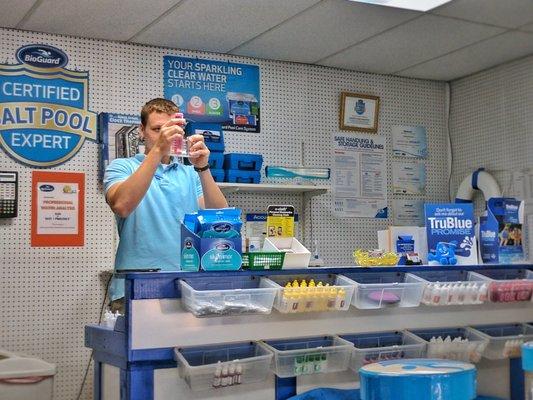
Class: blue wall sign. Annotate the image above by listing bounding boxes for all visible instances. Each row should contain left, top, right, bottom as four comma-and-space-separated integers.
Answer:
164, 56, 260, 133
0, 44, 97, 167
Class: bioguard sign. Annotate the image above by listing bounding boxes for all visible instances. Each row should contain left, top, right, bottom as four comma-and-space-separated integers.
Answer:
0, 44, 97, 167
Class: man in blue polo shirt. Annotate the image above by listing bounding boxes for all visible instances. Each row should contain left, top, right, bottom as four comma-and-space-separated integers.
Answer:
104, 98, 228, 310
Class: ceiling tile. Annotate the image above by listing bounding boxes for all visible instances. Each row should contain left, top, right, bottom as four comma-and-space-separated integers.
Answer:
132, 0, 322, 53
398, 31, 533, 81
18, 0, 180, 41
318, 14, 504, 74
520, 22, 533, 32
0, 1, 36, 27
433, 0, 533, 29
229, 0, 419, 63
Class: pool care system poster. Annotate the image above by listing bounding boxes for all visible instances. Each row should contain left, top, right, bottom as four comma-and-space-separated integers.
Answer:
164, 56, 260, 132
0, 44, 97, 167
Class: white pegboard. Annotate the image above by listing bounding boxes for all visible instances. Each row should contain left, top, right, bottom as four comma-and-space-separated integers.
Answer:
0, 27, 448, 400
449, 54, 533, 212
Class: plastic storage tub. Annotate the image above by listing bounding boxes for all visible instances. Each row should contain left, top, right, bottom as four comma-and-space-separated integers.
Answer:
178, 276, 277, 317
468, 269, 533, 303
469, 323, 533, 359
406, 271, 489, 306
174, 341, 272, 391
210, 168, 225, 182
408, 327, 488, 363
345, 271, 424, 309
0, 349, 56, 400
224, 153, 263, 171
523, 341, 533, 400
340, 330, 426, 372
359, 359, 476, 400
258, 335, 353, 378
225, 170, 261, 184
260, 274, 355, 313
208, 152, 225, 169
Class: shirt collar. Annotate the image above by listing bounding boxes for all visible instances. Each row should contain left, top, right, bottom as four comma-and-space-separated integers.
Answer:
134, 153, 181, 170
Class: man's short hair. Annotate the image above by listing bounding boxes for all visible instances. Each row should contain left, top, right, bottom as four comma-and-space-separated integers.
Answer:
140, 98, 179, 126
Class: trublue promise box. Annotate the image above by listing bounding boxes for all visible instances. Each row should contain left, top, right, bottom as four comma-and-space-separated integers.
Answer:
180, 223, 242, 271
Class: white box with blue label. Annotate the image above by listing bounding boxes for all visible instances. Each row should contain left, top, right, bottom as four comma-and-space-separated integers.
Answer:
425, 203, 478, 265
479, 198, 524, 264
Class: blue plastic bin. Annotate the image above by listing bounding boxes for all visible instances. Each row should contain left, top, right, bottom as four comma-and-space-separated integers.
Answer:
185, 122, 225, 152
210, 168, 224, 182
208, 152, 224, 169
224, 153, 263, 171
225, 169, 261, 184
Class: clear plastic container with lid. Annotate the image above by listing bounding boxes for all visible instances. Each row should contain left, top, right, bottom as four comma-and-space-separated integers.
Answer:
523, 341, 533, 400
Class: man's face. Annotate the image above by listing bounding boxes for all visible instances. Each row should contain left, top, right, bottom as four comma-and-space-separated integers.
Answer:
139, 111, 172, 152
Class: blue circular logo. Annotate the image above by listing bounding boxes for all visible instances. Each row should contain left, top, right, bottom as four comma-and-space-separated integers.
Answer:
16, 44, 69, 69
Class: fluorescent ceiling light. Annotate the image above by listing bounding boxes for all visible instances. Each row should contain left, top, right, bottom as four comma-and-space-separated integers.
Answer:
349, 0, 453, 12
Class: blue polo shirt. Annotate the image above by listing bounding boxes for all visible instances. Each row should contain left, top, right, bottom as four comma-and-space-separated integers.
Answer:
104, 154, 203, 300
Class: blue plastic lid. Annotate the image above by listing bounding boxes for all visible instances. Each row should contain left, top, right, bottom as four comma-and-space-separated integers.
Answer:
523, 342, 533, 371
359, 359, 476, 400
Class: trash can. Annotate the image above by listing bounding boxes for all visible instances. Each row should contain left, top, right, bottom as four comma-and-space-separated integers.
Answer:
0, 349, 56, 400
359, 359, 476, 400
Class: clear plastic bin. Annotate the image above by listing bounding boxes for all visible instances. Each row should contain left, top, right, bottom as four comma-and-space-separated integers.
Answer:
340, 330, 426, 372
344, 272, 424, 309
469, 323, 533, 360
258, 335, 353, 378
409, 327, 488, 363
260, 274, 355, 313
174, 341, 273, 391
178, 276, 277, 317
406, 271, 489, 306
468, 270, 533, 303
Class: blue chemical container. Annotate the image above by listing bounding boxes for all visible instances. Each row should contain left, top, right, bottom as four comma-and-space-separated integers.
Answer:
225, 170, 261, 184
360, 359, 476, 400
210, 169, 225, 182
185, 122, 225, 152
224, 153, 263, 171
208, 152, 224, 169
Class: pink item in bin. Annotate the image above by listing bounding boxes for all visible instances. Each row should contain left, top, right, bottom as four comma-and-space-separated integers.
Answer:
490, 281, 533, 303
367, 290, 401, 305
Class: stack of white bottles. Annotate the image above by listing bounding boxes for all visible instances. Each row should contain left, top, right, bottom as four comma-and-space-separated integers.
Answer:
427, 336, 483, 363
102, 310, 121, 329
502, 339, 524, 358
421, 282, 488, 306
212, 361, 243, 388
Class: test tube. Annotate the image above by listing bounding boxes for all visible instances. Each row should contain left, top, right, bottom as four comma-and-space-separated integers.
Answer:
169, 112, 189, 158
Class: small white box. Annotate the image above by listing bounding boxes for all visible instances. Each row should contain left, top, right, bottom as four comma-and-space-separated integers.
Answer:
262, 237, 311, 268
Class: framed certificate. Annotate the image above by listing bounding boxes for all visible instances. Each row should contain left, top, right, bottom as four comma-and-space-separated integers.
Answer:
340, 92, 380, 133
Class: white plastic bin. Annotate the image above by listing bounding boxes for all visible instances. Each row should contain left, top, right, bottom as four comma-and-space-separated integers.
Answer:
406, 271, 489, 306
178, 276, 277, 317
0, 349, 56, 400
468, 270, 533, 303
345, 271, 424, 309
260, 274, 355, 313
258, 335, 353, 378
408, 327, 488, 363
174, 341, 273, 391
469, 323, 533, 360
262, 237, 311, 268
340, 330, 426, 372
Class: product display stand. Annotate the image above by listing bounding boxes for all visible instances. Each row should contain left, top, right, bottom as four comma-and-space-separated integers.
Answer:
85, 264, 533, 400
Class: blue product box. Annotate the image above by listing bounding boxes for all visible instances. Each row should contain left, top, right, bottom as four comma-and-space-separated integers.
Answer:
225, 170, 261, 184
185, 122, 225, 152
479, 198, 524, 264
224, 153, 263, 171
180, 223, 242, 271
208, 152, 224, 169
424, 203, 478, 265
210, 168, 225, 182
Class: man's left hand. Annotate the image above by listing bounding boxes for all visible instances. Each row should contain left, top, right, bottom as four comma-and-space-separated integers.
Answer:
188, 134, 210, 168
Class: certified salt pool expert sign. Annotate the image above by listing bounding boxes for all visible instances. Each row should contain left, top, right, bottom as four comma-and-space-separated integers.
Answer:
0, 44, 97, 167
